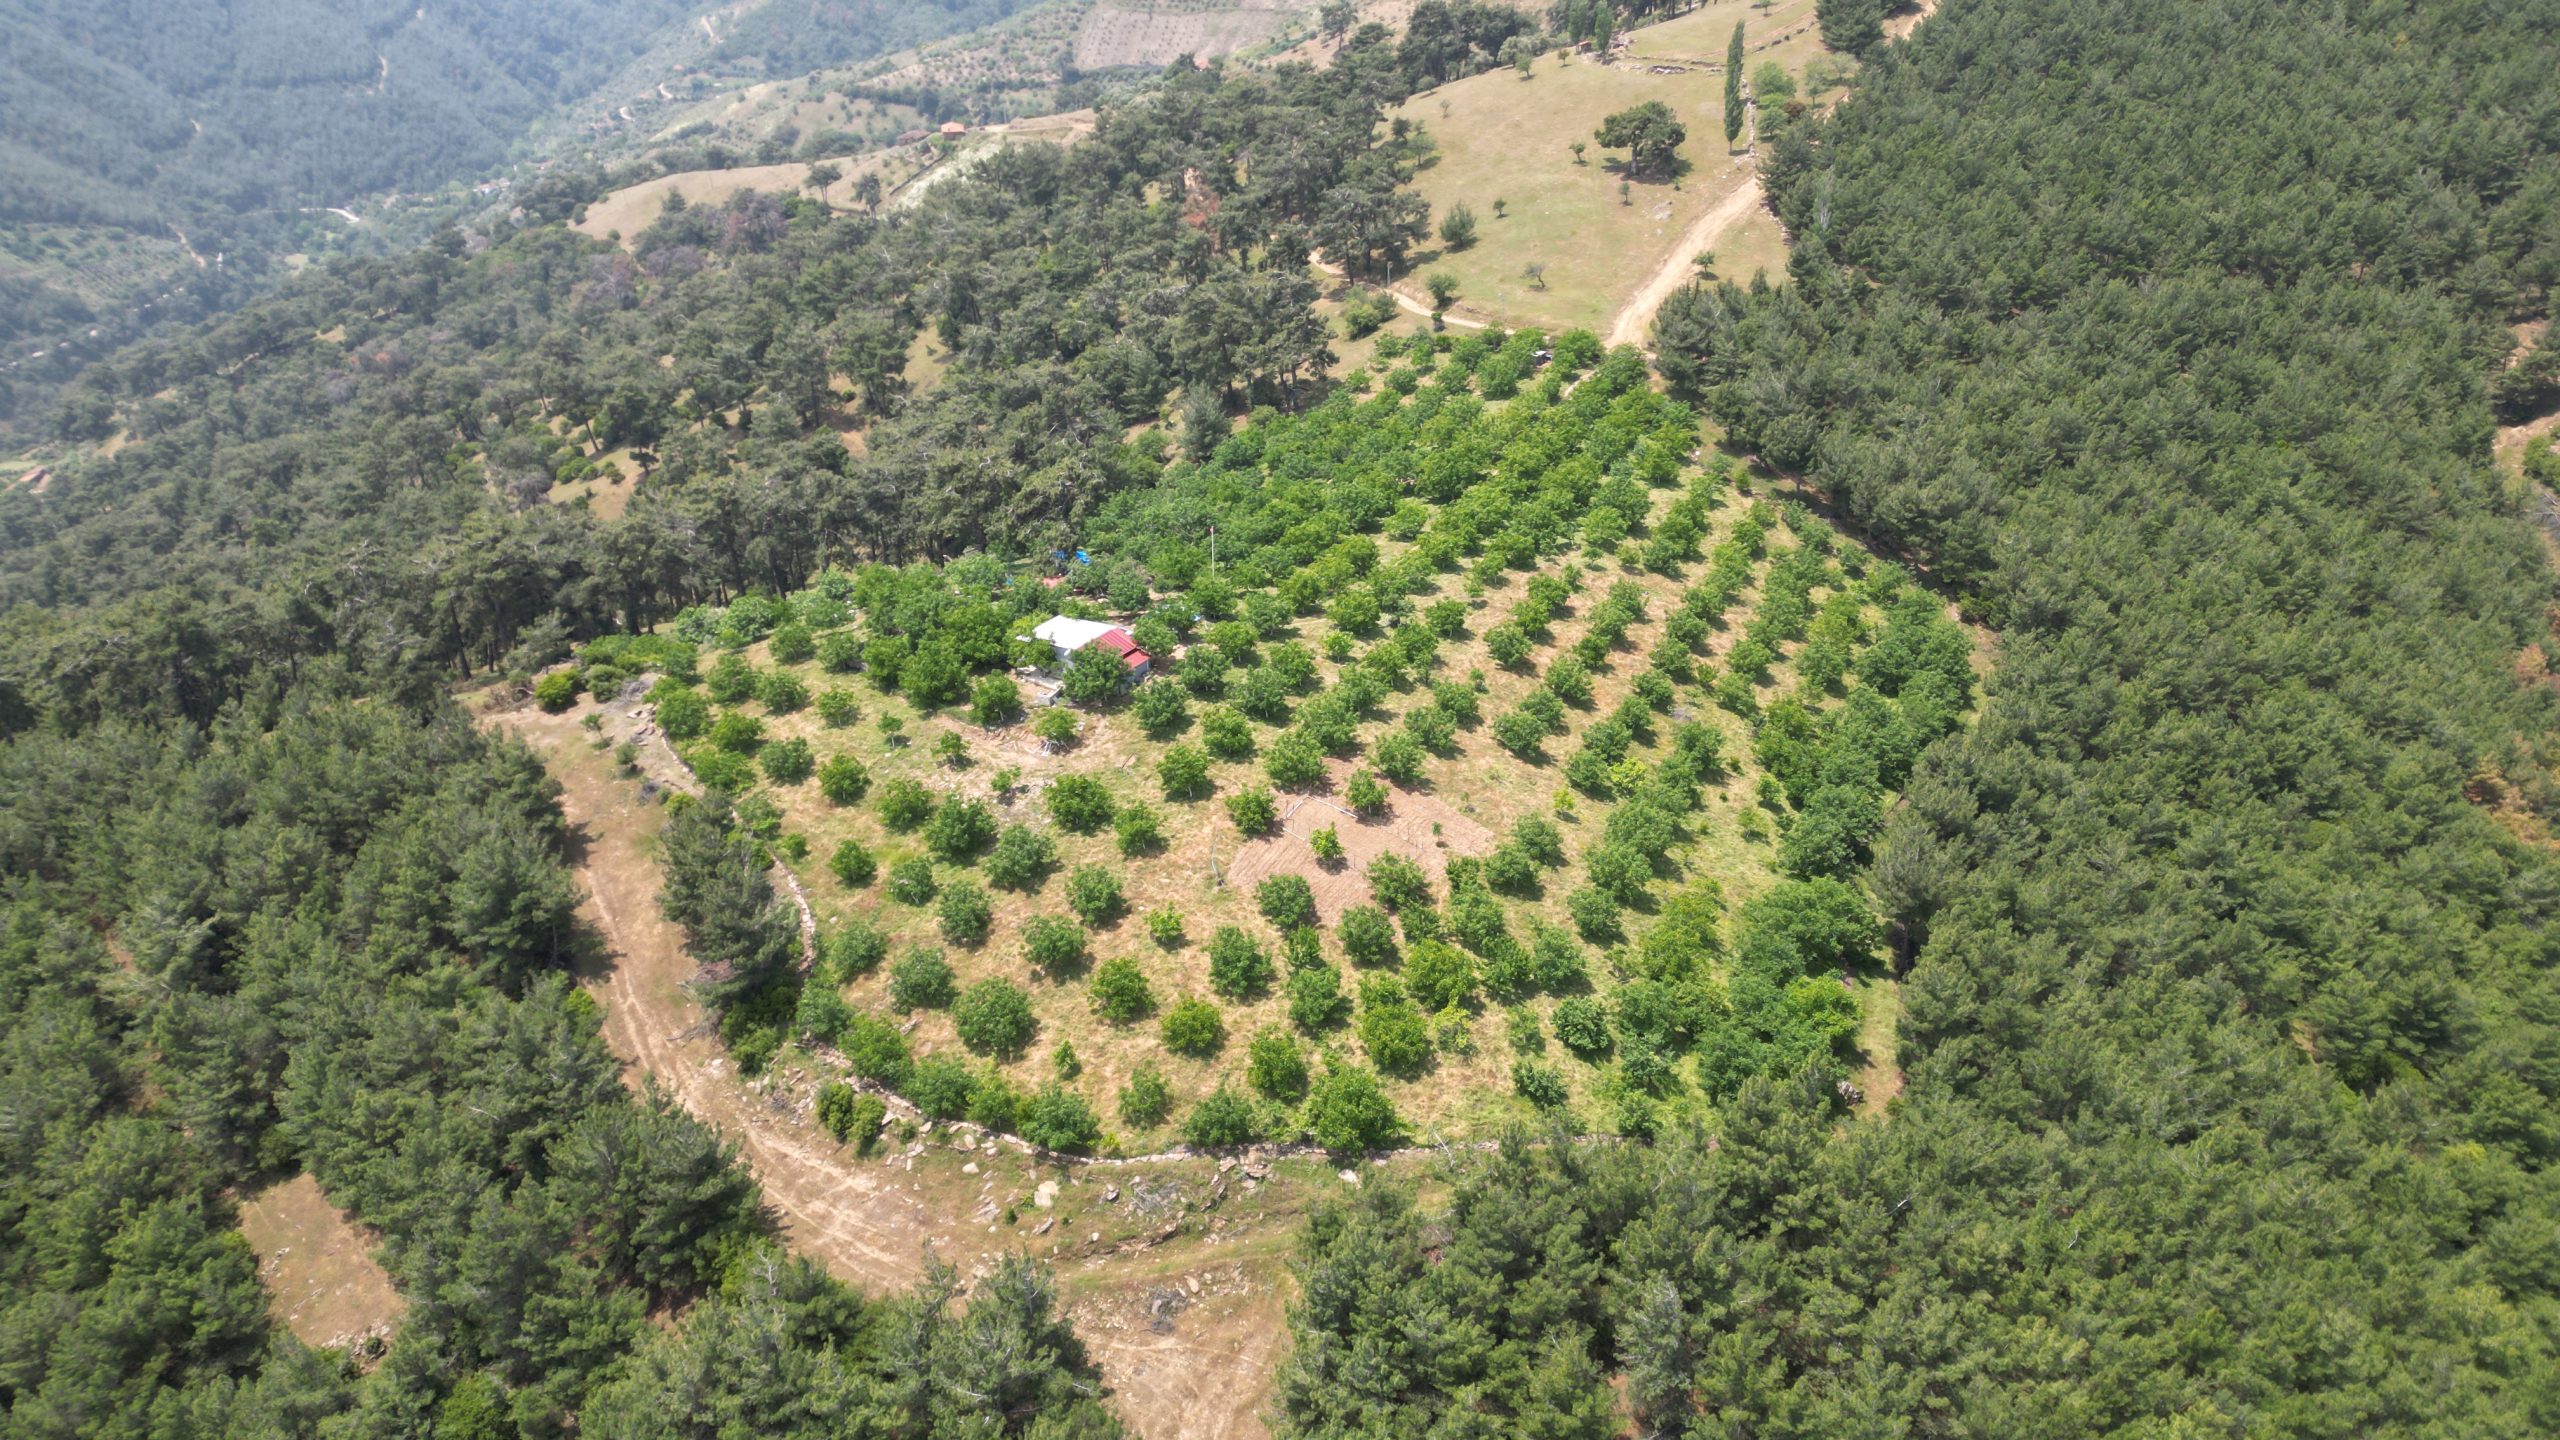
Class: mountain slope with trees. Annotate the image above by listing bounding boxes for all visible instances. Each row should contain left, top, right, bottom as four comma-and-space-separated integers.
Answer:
1272, 0, 2560, 1434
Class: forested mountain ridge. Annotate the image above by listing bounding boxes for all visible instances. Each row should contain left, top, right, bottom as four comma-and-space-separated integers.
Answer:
0, 56, 1418, 729
1271, 0, 2560, 1435
0, 0, 1050, 428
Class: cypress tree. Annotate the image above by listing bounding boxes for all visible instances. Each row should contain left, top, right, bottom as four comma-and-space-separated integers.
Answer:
1725, 22, 1747, 143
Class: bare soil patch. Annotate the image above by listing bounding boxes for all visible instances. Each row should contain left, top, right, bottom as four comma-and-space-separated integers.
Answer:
238, 1173, 404, 1352
1075, 2, 1306, 71
1223, 769, 1496, 925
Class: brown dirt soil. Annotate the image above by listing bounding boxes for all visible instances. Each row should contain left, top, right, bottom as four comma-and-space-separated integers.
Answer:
237, 1173, 405, 1352
481, 702, 1350, 1439
1074, 2, 1305, 72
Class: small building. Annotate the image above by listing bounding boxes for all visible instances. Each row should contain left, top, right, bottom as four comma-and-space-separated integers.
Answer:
938, 121, 968, 137
1032, 616, 1152, 682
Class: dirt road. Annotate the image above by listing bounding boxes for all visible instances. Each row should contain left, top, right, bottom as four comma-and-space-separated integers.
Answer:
486, 703, 1300, 1440
1604, 171, 1765, 350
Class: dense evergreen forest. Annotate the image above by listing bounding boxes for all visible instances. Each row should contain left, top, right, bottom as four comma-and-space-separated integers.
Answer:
1272, 0, 2560, 1435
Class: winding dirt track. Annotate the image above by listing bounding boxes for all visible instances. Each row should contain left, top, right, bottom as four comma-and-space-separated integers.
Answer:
1606, 169, 1766, 350
489, 706, 1288, 1440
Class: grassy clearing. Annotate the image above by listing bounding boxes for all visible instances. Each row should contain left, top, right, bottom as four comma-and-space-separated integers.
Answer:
238, 1173, 404, 1351
1388, 0, 1832, 330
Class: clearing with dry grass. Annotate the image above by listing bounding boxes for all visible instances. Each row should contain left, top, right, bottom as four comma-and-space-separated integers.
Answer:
1387, 0, 1837, 334
237, 1173, 405, 1353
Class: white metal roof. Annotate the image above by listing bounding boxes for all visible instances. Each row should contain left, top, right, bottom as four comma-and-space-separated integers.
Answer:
1032, 616, 1118, 651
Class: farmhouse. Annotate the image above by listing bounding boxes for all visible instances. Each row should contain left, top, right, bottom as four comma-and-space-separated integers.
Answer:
1032, 616, 1151, 681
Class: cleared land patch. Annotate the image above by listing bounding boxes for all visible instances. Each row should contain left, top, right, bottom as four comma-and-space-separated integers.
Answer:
1076, 0, 1311, 70
237, 1173, 404, 1352
1389, 0, 1832, 333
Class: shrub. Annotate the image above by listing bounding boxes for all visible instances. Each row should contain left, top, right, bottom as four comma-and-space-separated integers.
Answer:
655, 686, 711, 740
688, 748, 755, 793
839, 1012, 912, 1086
1032, 706, 1079, 750
1345, 769, 1388, 815
1158, 743, 1212, 799
1553, 995, 1613, 1057
889, 949, 955, 1011
1134, 680, 1188, 735
952, 978, 1036, 1058
1264, 731, 1326, 789
816, 687, 861, 726
1119, 1066, 1174, 1128
817, 1084, 887, 1148
1184, 1086, 1262, 1147
1529, 922, 1589, 992
759, 738, 814, 784
824, 917, 889, 979
1200, 705, 1255, 759
1256, 875, 1318, 931
758, 671, 810, 714
1486, 623, 1534, 668
1246, 1028, 1310, 1101
1115, 802, 1166, 856
706, 654, 759, 704
887, 859, 938, 906
1338, 905, 1400, 967
924, 797, 996, 861
1145, 908, 1186, 948
1404, 939, 1476, 1012
1357, 977, 1434, 1077
1513, 1060, 1569, 1109
817, 754, 870, 804
1567, 886, 1622, 942
534, 670, 581, 711
937, 879, 993, 945
967, 1074, 1019, 1132
1366, 854, 1432, 911
1287, 965, 1352, 1032
1160, 997, 1226, 1056
877, 777, 935, 830
1046, 775, 1117, 833
708, 711, 765, 754
1089, 955, 1156, 1023
768, 623, 817, 664
1065, 864, 1124, 926
828, 839, 877, 889
1304, 1067, 1401, 1152
1226, 786, 1277, 835
1017, 1085, 1101, 1152
1310, 824, 1345, 865
1022, 915, 1089, 976
1207, 926, 1276, 1000
984, 824, 1056, 891
1512, 814, 1567, 866
970, 674, 1023, 727
817, 632, 864, 674
906, 1056, 976, 1118
1371, 732, 1426, 785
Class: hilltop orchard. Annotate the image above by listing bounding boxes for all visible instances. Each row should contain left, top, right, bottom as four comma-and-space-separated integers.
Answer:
567, 325, 1978, 1154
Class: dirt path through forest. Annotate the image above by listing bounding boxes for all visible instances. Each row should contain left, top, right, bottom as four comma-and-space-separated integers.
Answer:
485, 703, 1302, 1440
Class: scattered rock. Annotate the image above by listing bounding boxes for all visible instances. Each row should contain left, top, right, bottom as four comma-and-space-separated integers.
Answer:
1103, 1185, 1120, 1203
1339, 1169, 1361, 1186
1034, 1217, 1055, 1235
1034, 1180, 1059, 1210
961, 1161, 980, 1175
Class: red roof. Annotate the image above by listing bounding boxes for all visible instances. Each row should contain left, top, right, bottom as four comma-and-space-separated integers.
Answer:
1092, 628, 1150, 669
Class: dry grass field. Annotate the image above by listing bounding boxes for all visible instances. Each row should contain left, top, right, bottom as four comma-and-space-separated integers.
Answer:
238, 1174, 405, 1352
1388, 0, 1833, 333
